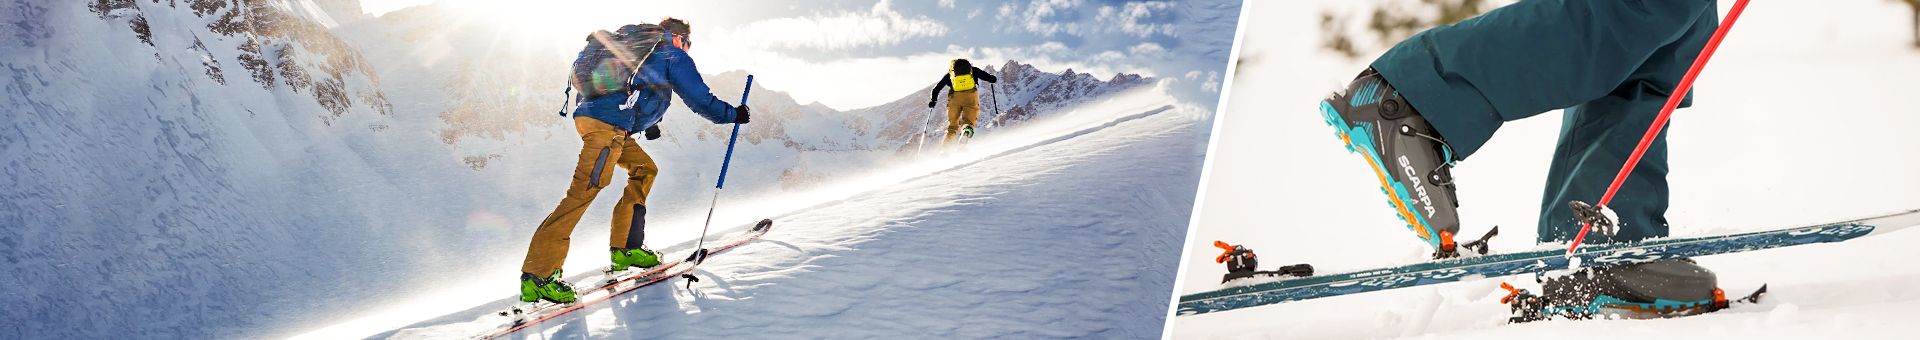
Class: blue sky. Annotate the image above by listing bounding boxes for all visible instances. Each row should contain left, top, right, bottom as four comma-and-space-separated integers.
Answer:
358, 0, 1241, 111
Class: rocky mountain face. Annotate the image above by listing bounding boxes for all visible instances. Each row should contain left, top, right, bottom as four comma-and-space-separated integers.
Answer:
84, 0, 392, 124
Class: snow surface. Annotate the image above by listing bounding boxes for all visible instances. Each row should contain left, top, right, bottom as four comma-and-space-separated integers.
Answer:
1175, 0, 1920, 339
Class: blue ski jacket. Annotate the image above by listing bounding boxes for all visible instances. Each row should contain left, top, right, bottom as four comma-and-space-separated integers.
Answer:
572, 42, 738, 134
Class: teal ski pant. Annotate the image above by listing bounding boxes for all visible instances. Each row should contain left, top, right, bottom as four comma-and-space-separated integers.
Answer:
1370, 0, 1720, 245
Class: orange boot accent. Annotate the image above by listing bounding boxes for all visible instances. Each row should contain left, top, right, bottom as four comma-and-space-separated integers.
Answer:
1432, 230, 1458, 258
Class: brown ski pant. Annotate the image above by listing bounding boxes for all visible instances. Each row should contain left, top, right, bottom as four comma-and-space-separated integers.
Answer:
521, 117, 658, 277
943, 89, 979, 147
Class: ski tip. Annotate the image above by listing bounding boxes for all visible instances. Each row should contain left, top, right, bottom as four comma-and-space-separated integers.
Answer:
753, 219, 773, 231
1213, 240, 1233, 250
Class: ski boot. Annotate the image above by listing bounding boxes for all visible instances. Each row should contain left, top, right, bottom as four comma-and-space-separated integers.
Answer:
1320, 68, 1478, 259
1214, 241, 1313, 283
959, 125, 974, 147
611, 246, 661, 272
1498, 259, 1759, 322
940, 125, 975, 155
519, 269, 578, 304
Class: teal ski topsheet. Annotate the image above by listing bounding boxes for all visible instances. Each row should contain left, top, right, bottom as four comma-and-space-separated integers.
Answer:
1177, 209, 1920, 316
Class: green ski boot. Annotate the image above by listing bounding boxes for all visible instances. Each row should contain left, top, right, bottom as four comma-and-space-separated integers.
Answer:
519, 269, 577, 303
611, 247, 660, 271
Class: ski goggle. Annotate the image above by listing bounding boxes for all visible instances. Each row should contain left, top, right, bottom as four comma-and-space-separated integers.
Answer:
674, 34, 692, 49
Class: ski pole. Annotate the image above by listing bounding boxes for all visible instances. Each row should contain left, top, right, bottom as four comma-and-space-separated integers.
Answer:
988, 82, 1001, 130
683, 75, 752, 287
917, 100, 934, 157
1566, 0, 1750, 256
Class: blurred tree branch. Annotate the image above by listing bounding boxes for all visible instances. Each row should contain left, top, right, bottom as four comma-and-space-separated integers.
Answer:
1321, 0, 1496, 60
1901, 0, 1920, 48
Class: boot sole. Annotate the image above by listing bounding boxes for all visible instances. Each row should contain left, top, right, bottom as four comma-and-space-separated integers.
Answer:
1319, 100, 1445, 251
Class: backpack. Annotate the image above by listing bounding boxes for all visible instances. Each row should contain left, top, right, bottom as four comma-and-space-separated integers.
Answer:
570, 24, 670, 101
949, 59, 976, 92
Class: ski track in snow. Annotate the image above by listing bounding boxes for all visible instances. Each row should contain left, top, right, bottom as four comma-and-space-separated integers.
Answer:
366, 99, 1210, 340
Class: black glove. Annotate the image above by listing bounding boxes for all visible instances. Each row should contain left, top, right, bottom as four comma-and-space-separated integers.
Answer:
733, 104, 751, 124
644, 124, 662, 140
928, 100, 937, 108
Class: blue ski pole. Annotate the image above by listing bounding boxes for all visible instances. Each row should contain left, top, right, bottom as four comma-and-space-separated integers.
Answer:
682, 75, 752, 286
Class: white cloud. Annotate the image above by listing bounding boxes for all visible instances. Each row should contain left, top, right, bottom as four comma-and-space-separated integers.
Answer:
719, 0, 948, 51
1100, 2, 1177, 37
940, 0, 957, 9
1086, 51, 1128, 64
1129, 42, 1169, 60
1202, 71, 1220, 93
1032, 41, 1070, 54
1184, 70, 1202, 80
1001, 0, 1178, 38
1007, 0, 1086, 36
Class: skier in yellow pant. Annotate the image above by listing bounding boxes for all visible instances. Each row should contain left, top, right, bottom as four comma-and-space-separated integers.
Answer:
927, 59, 998, 152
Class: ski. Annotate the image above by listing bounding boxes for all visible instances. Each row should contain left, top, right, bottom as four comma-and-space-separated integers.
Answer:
1177, 209, 1920, 316
477, 219, 775, 339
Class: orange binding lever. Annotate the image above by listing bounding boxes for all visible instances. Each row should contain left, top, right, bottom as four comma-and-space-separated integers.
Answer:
1498, 282, 1522, 304
1213, 241, 1236, 263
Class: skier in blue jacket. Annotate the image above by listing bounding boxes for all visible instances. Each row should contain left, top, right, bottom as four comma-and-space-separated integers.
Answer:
1319, 0, 1727, 320
519, 18, 750, 304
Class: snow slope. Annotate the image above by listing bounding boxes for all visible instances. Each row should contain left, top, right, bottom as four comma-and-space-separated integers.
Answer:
1175, 0, 1920, 338
333, 87, 1211, 340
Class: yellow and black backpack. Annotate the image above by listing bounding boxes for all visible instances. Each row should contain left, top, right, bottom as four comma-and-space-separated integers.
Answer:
949, 59, 976, 92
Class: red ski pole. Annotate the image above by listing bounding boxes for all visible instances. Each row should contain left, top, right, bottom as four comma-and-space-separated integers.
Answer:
1566, 0, 1751, 256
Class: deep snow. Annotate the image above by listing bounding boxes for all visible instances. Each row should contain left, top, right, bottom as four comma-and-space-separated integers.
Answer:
1175, 0, 1920, 338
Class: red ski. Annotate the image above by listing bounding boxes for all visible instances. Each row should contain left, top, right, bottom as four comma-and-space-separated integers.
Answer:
477, 219, 774, 339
